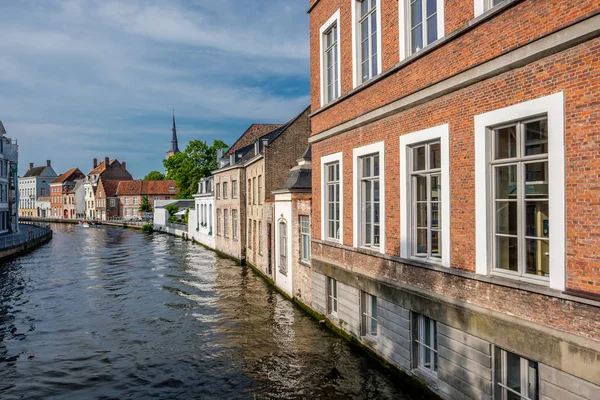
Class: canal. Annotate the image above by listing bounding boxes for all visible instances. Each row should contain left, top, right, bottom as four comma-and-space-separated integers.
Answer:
0, 224, 429, 399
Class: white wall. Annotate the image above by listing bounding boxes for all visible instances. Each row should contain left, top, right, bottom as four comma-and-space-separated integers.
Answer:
274, 193, 293, 297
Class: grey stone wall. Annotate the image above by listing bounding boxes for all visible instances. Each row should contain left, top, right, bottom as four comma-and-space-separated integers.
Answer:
437, 323, 493, 400
539, 364, 600, 400
337, 281, 360, 337
311, 271, 327, 315
376, 299, 412, 371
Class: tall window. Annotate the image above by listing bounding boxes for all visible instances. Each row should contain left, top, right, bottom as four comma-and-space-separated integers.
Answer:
253, 220, 257, 253
248, 179, 251, 204
325, 161, 340, 240
258, 221, 262, 255
258, 175, 262, 204
223, 182, 228, 199
410, 141, 442, 260
252, 177, 257, 205
300, 215, 311, 261
357, 0, 379, 83
232, 180, 238, 198
494, 348, 538, 400
491, 118, 549, 279
323, 21, 339, 103
216, 209, 221, 235
327, 277, 338, 315
361, 292, 377, 337
359, 153, 380, 248
279, 220, 287, 275
224, 209, 229, 237
414, 314, 438, 375
232, 210, 238, 239
216, 183, 220, 200
248, 220, 252, 248
408, 0, 440, 54
209, 204, 213, 234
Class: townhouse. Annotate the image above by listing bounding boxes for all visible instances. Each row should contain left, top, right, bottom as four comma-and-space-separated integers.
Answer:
0, 121, 19, 233
190, 176, 215, 249
307, 0, 600, 398
116, 180, 178, 218
84, 157, 132, 220
18, 160, 57, 217
95, 179, 121, 220
50, 168, 85, 219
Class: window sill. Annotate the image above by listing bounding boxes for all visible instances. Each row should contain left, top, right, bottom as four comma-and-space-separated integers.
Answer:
300, 260, 311, 268
361, 334, 378, 347
411, 368, 438, 390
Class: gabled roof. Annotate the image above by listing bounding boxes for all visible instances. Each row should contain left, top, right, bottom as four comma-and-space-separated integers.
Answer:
88, 159, 116, 175
277, 145, 312, 191
116, 180, 178, 196
23, 166, 47, 177
51, 168, 84, 184
0, 121, 6, 135
100, 180, 121, 198
224, 124, 283, 157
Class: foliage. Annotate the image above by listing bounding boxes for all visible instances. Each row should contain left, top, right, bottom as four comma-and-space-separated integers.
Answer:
168, 215, 181, 224
183, 208, 190, 224
141, 224, 154, 233
143, 170, 165, 181
165, 204, 179, 216
163, 139, 228, 199
138, 196, 153, 213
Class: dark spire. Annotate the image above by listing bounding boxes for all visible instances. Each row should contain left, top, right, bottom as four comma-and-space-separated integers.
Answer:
169, 111, 180, 154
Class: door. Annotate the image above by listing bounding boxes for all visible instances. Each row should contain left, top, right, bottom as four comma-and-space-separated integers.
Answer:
267, 223, 272, 276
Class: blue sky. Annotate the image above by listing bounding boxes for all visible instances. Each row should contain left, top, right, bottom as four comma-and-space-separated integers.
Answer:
0, 0, 310, 178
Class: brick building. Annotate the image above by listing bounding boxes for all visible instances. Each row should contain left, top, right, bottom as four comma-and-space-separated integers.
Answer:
50, 168, 85, 219
307, 0, 600, 398
116, 180, 177, 218
84, 157, 132, 220
96, 179, 121, 220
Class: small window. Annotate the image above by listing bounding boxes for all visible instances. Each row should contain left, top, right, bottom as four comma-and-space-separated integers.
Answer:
216, 209, 221, 235
407, 0, 442, 54
279, 220, 287, 275
216, 183, 220, 200
361, 292, 377, 337
232, 210, 238, 239
224, 209, 229, 237
253, 177, 257, 205
232, 180, 238, 198
258, 175, 262, 205
494, 348, 538, 400
258, 221, 262, 255
248, 220, 252, 248
223, 182, 228, 199
327, 277, 338, 315
248, 179, 251, 204
414, 314, 438, 376
300, 215, 311, 261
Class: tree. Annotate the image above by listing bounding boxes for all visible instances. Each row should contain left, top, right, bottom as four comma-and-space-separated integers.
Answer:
138, 196, 152, 213
163, 139, 228, 199
144, 170, 165, 181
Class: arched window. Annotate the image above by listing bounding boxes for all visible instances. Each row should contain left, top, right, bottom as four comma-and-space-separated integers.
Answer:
279, 219, 287, 275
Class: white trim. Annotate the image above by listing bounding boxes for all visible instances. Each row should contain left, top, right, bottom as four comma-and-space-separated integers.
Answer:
320, 152, 344, 243
351, 0, 382, 88
320, 10, 342, 107
399, 124, 450, 267
474, 0, 486, 18
399, 0, 445, 61
353, 141, 386, 254
475, 92, 565, 290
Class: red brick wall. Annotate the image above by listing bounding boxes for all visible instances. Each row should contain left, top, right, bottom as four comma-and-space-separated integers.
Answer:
312, 37, 600, 294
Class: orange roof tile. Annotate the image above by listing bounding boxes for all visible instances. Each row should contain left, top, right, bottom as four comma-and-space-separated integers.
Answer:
116, 180, 178, 196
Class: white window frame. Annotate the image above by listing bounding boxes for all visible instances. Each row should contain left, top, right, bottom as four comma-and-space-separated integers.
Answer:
475, 92, 565, 291
353, 142, 386, 253
400, 124, 450, 267
361, 291, 378, 337
494, 347, 538, 400
279, 219, 288, 276
351, 0, 382, 88
232, 209, 238, 240
399, 0, 445, 61
300, 215, 311, 262
414, 314, 438, 376
327, 277, 338, 315
320, 152, 344, 243
474, 0, 507, 18
320, 9, 342, 107
232, 180, 238, 199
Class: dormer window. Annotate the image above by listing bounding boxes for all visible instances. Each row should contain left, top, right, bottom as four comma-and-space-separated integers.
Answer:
169, 187, 175, 191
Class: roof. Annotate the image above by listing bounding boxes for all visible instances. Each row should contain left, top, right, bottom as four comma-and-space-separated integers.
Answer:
51, 168, 84, 184
0, 121, 5, 135
101, 180, 121, 198
23, 166, 47, 177
116, 180, 179, 196
277, 145, 312, 191
88, 159, 116, 175
224, 124, 283, 157
36, 196, 51, 202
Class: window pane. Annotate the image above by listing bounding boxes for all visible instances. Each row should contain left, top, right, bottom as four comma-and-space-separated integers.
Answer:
429, 142, 441, 169
527, 361, 538, 399
496, 201, 517, 235
525, 162, 548, 197
363, 156, 371, 177
495, 165, 517, 199
413, 146, 426, 171
411, 0, 423, 27
524, 119, 548, 156
416, 229, 428, 255
496, 236, 518, 271
415, 175, 427, 201
506, 351, 522, 394
494, 126, 517, 160
430, 174, 440, 201
374, 155, 380, 177
526, 239, 549, 276
525, 201, 549, 238
370, 296, 377, 334
416, 203, 427, 228
431, 230, 441, 258
411, 25, 423, 53
426, 0, 437, 17
426, 14, 437, 45
431, 202, 440, 229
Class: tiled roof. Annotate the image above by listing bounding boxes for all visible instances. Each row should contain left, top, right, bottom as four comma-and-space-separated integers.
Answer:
51, 168, 84, 184
101, 180, 121, 198
23, 166, 47, 177
224, 124, 282, 156
88, 159, 116, 175
116, 180, 178, 196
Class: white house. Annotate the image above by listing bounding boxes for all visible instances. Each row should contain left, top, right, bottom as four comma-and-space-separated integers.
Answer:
35, 196, 51, 218
18, 160, 58, 217
0, 121, 19, 233
189, 177, 215, 249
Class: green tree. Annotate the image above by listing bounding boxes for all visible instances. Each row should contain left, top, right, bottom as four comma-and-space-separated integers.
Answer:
144, 170, 165, 181
163, 139, 228, 199
165, 204, 179, 216
138, 195, 153, 213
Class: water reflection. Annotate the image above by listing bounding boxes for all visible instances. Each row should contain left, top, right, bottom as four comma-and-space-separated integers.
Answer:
0, 224, 427, 399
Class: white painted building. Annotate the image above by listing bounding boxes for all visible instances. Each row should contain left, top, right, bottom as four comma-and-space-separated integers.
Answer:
189, 177, 215, 249
18, 160, 58, 217
0, 121, 19, 233
35, 196, 51, 218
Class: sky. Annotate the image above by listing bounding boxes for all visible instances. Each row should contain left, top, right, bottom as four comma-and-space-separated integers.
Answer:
0, 0, 310, 178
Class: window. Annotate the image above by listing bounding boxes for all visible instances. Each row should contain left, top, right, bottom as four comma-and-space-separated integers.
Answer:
252, 177, 256, 205
232, 210, 238, 239
232, 180, 238, 198
124, 197, 129, 205
327, 277, 338, 315
475, 0, 506, 17
354, 142, 385, 252
258, 221, 262, 254
110, 199, 115, 207
248, 220, 252, 248
258, 175, 262, 204
321, 152, 343, 242
253, 220, 257, 252
320, 10, 341, 105
361, 292, 377, 337
216, 209, 221, 235
279, 220, 287, 275
353, 0, 380, 85
414, 314, 438, 375
300, 215, 311, 262
133, 197, 138, 205
405, 0, 443, 55
494, 348, 538, 400
209, 204, 213, 233
216, 183, 220, 200
248, 179, 251, 204
223, 182, 228, 199
224, 209, 229, 237
475, 93, 564, 290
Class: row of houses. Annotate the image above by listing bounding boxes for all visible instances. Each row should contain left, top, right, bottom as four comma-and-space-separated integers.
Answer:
159, 1, 600, 398
0, 121, 20, 234
19, 157, 177, 220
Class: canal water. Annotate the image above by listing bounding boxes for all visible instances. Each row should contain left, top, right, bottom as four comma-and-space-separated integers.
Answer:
0, 224, 429, 399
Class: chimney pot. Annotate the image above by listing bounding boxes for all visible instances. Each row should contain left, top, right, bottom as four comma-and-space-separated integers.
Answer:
46, 160, 51, 167
104, 157, 109, 167
230, 154, 234, 165
93, 158, 98, 168
121, 161, 127, 171
29, 162, 33, 170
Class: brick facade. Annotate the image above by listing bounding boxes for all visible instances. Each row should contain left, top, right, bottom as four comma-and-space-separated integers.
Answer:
214, 167, 246, 262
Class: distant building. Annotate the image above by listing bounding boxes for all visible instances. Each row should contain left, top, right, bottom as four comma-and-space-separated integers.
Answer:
189, 176, 215, 248
95, 179, 121, 221
0, 120, 19, 233
35, 196, 51, 218
116, 180, 178, 219
18, 160, 58, 217
165, 113, 180, 159
50, 168, 85, 219
84, 157, 132, 219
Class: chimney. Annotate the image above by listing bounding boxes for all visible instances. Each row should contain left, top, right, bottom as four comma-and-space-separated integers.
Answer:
104, 157, 109, 167
93, 158, 98, 169
230, 154, 235, 165
121, 161, 127, 171
29, 162, 33, 170
254, 141, 259, 155
262, 138, 269, 148
46, 160, 51, 167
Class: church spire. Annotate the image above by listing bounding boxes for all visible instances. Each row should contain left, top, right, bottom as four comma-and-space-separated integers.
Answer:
166, 110, 180, 159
